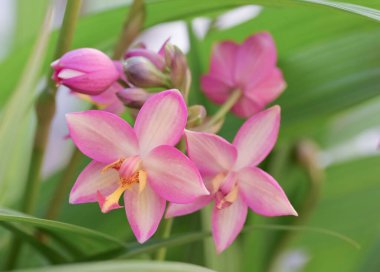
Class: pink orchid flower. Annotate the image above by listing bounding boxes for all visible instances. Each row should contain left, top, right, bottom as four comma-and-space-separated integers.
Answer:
201, 32, 286, 118
66, 90, 209, 243
166, 106, 297, 252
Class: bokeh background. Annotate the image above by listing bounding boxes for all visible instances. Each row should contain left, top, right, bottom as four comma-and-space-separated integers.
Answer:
1, 0, 380, 271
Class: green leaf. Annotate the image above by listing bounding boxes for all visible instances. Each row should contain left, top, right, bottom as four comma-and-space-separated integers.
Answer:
13, 261, 216, 272
290, 155, 380, 271
0, 222, 68, 264
0, 208, 125, 247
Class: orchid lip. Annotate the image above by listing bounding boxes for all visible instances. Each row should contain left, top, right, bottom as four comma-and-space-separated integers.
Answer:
214, 185, 239, 210
98, 157, 147, 213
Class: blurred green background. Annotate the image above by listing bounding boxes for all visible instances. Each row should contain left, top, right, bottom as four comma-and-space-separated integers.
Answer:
0, 0, 380, 271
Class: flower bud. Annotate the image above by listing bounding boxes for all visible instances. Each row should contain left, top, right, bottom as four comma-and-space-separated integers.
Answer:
123, 57, 170, 88
187, 105, 206, 128
125, 48, 165, 70
164, 43, 191, 98
52, 48, 119, 95
116, 87, 151, 109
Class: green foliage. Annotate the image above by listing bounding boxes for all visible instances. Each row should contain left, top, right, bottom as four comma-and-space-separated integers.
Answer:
1, 0, 380, 271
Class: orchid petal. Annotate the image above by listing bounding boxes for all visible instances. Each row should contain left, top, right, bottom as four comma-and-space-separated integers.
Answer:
200, 75, 231, 105
209, 41, 239, 85
165, 196, 212, 218
69, 161, 119, 204
185, 130, 237, 177
66, 110, 139, 164
144, 145, 209, 203
245, 68, 286, 106
234, 32, 277, 87
58, 69, 85, 79
134, 90, 187, 154
91, 83, 125, 114
124, 183, 165, 243
212, 196, 247, 253
231, 96, 262, 118
238, 167, 297, 216
233, 106, 280, 169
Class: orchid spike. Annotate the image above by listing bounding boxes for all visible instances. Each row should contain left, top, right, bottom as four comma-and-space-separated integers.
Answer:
201, 32, 286, 118
166, 106, 297, 252
66, 90, 209, 243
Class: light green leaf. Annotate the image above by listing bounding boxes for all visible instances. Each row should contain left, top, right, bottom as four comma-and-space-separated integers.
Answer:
0, 208, 125, 247
14, 261, 216, 272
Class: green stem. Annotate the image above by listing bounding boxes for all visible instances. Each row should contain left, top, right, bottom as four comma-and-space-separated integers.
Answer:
4, 1, 82, 269
200, 206, 217, 269
45, 148, 83, 220
26, 0, 81, 218
49, 0, 82, 92
112, 0, 145, 59
154, 218, 174, 260
201, 90, 242, 130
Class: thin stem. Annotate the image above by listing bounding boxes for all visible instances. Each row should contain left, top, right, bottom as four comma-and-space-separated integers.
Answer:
45, 148, 83, 220
49, 0, 83, 93
4, 1, 82, 269
202, 90, 242, 129
25, 0, 82, 218
200, 206, 217, 269
112, 0, 145, 59
154, 218, 174, 260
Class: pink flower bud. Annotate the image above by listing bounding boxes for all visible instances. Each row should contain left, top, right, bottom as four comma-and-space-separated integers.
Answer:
164, 43, 191, 97
51, 48, 119, 95
123, 57, 170, 88
116, 87, 151, 109
124, 48, 166, 70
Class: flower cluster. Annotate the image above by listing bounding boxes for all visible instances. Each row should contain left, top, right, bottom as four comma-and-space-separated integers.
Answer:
52, 32, 296, 252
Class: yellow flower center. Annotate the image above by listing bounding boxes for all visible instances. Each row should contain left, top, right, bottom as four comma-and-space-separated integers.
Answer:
98, 157, 147, 213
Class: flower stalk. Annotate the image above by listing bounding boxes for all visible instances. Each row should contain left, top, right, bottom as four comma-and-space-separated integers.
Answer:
45, 148, 83, 220
200, 90, 242, 131
154, 217, 174, 260
4, 1, 82, 269
112, 0, 145, 59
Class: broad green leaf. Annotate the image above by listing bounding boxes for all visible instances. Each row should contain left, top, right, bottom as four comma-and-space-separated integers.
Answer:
0, 5, 52, 207
290, 155, 380, 272
14, 261, 216, 272
0, 208, 125, 247
0, 222, 68, 264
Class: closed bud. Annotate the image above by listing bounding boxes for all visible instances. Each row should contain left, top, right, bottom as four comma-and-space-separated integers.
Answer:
125, 48, 165, 70
51, 48, 119, 95
164, 43, 191, 98
116, 87, 151, 109
123, 57, 170, 88
187, 105, 206, 128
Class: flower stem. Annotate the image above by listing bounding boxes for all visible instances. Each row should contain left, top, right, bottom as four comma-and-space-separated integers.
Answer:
154, 217, 174, 260
112, 0, 145, 59
27, 0, 82, 216
202, 90, 242, 129
200, 206, 218, 268
45, 148, 83, 220
4, 1, 81, 269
